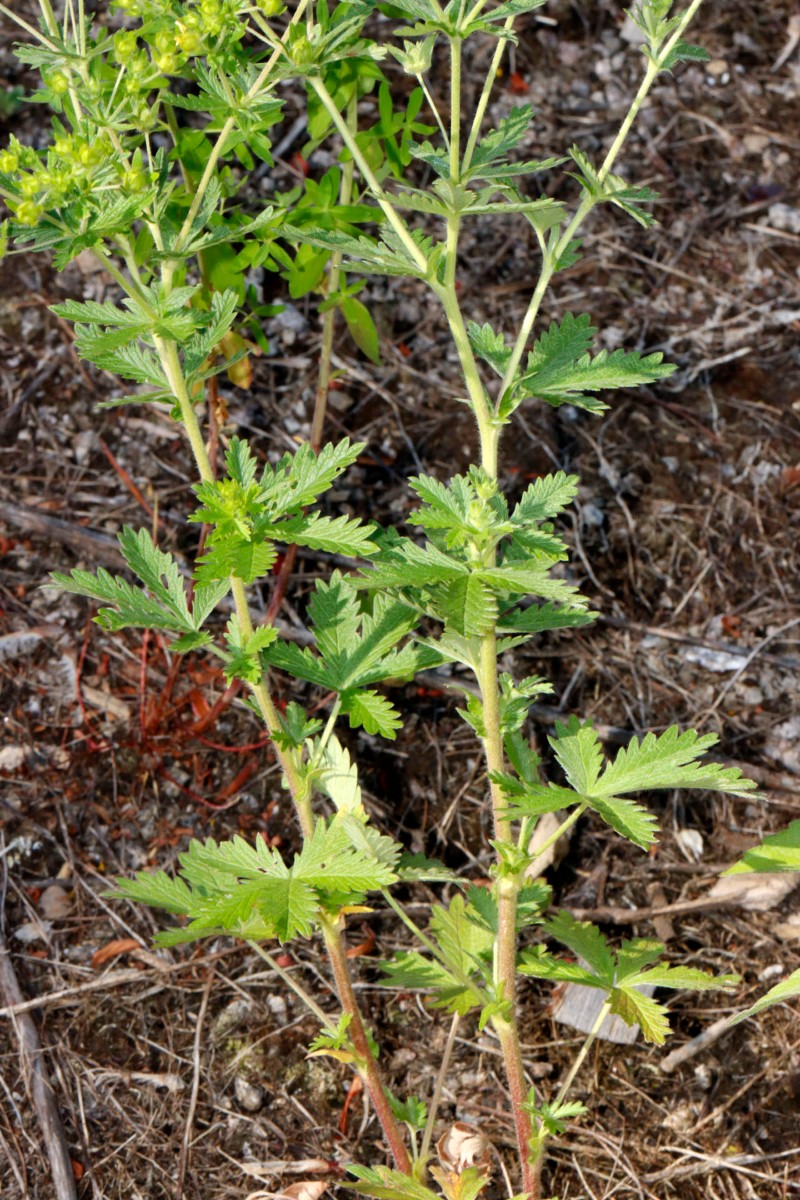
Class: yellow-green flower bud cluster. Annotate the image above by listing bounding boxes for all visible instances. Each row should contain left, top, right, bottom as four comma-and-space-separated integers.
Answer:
0, 127, 157, 228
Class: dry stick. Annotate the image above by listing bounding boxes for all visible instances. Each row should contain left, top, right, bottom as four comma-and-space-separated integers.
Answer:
0, 930, 77, 1200
175, 969, 214, 1200
566, 895, 741, 925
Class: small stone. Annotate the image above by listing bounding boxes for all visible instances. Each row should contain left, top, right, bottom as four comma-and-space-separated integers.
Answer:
234, 1075, 264, 1112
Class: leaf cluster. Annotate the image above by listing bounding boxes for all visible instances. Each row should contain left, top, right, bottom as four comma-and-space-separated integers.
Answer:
519, 910, 739, 1044
498, 717, 757, 851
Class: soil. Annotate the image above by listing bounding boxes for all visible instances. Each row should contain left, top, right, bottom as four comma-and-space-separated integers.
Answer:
2, 2, 800, 1199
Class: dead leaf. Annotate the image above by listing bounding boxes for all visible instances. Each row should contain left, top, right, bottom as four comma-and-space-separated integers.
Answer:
39, 885, 72, 921
282, 1181, 328, 1200
91, 937, 143, 969
707, 871, 799, 912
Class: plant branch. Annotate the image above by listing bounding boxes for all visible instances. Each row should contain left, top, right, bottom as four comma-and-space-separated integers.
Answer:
310, 78, 429, 275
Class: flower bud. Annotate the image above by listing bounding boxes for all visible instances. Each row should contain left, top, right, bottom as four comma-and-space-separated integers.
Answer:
0, 149, 19, 172
48, 71, 70, 95
15, 200, 43, 226
257, 0, 285, 15
19, 173, 42, 198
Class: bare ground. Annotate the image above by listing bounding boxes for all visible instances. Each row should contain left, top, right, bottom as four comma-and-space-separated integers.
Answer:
2, 2, 800, 1198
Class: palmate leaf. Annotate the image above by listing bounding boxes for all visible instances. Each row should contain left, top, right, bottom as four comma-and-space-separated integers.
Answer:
265, 574, 422, 738
521, 914, 737, 1044
526, 718, 757, 850
115, 821, 397, 947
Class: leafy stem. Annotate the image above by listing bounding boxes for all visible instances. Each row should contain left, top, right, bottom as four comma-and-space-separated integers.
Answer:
310, 76, 429, 275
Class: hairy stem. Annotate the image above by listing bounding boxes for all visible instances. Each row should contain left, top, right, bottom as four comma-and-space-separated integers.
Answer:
321, 914, 412, 1174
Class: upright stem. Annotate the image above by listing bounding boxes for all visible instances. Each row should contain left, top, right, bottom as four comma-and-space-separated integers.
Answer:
322, 914, 412, 1174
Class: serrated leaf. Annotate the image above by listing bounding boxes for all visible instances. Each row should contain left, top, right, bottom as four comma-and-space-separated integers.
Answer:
439, 574, 498, 636
518, 944, 603, 987
511, 313, 675, 415
543, 911, 615, 985
51, 567, 189, 633
396, 852, 455, 883
723, 820, 800, 875
597, 727, 758, 799
111, 869, 194, 915
589, 793, 660, 850
318, 735, 363, 814
270, 512, 377, 558
625, 963, 739, 992
348, 1164, 441, 1200
512, 472, 580, 523
342, 688, 403, 739
609, 986, 671, 1044
729, 968, 800, 1025
359, 540, 469, 589
549, 717, 603, 794
467, 320, 513, 378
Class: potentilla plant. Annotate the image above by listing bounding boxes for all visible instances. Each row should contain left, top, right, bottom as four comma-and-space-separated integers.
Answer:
4, 0, 793, 1196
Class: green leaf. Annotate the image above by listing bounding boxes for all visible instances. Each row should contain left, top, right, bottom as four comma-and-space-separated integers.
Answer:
609, 986, 671, 1045
518, 945, 603, 988
625, 963, 739, 992
723, 820, 800, 875
271, 512, 377, 558
512, 472, 580, 523
729, 968, 800, 1025
341, 295, 381, 363
543, 911, 615, 985
660, 39, 711, 73
549, 717, 603, 794
51, 566, 190, 634
342, 688, 403, 738
467, 320, 512, 378
117, 527, 192, 628
348, 1165, 441, 1200
359, 540, 469, 589
511, 312, 675, 415
439, 574, 498, 636
589, 793, 660, 850
111, 869, 194, 915
597, 727, 758, 799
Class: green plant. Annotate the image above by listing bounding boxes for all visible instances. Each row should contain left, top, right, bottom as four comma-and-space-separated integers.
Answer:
3, 0, 785, 1196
